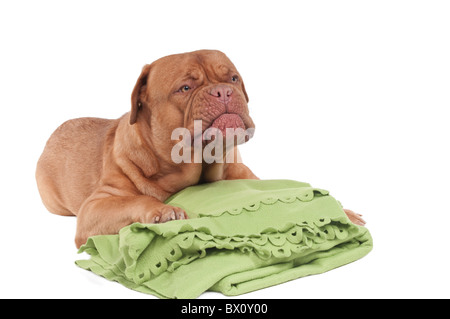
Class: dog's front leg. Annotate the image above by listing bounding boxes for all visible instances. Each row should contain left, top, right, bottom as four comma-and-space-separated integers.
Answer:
75, 193, 187, 248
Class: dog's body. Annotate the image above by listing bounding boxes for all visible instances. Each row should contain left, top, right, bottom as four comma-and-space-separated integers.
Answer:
36, 50, 365, 248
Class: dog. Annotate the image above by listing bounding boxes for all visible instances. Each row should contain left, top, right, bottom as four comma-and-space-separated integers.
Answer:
36, 50, 365, 248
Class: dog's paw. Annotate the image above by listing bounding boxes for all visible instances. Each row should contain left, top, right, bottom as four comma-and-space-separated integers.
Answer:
343, 209, 366, 226
156, 205, 188, 223
141, 204, 188, 224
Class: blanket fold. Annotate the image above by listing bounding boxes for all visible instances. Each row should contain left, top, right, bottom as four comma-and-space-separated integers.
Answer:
76, 179, 373, 299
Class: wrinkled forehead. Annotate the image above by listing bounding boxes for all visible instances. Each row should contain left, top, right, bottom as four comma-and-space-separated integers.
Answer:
149, 50, 238, 84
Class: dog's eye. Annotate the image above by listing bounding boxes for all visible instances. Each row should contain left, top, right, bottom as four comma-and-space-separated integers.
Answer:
179, 85, 191, 93
231, 75, 239, 83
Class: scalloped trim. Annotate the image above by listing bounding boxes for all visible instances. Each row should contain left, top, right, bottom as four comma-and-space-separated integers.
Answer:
117, 214, 355, 285
198, 187, 329, 217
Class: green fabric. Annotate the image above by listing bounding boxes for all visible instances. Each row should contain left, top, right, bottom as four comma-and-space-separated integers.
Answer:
76, 179, 373, 299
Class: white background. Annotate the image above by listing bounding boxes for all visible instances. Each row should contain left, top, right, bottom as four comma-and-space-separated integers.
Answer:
1, 0, 449, 299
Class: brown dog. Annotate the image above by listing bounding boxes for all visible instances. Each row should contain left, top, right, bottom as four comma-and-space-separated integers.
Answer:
36, 50, 365, 248
36, 50, 258, 248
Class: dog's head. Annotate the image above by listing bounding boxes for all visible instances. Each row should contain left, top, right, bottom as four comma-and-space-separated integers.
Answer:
129, 50, 254, 148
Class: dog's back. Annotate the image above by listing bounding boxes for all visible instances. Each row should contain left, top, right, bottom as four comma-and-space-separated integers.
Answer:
36, 117, 118, 216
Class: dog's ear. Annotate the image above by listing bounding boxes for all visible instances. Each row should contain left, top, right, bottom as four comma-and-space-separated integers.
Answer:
130, 64, 151, 125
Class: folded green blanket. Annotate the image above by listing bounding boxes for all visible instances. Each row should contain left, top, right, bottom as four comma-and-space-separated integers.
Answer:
76, 179, 373, 299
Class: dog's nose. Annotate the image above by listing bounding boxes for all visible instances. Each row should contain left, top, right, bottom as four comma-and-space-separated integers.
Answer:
209, 85, 233, 104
